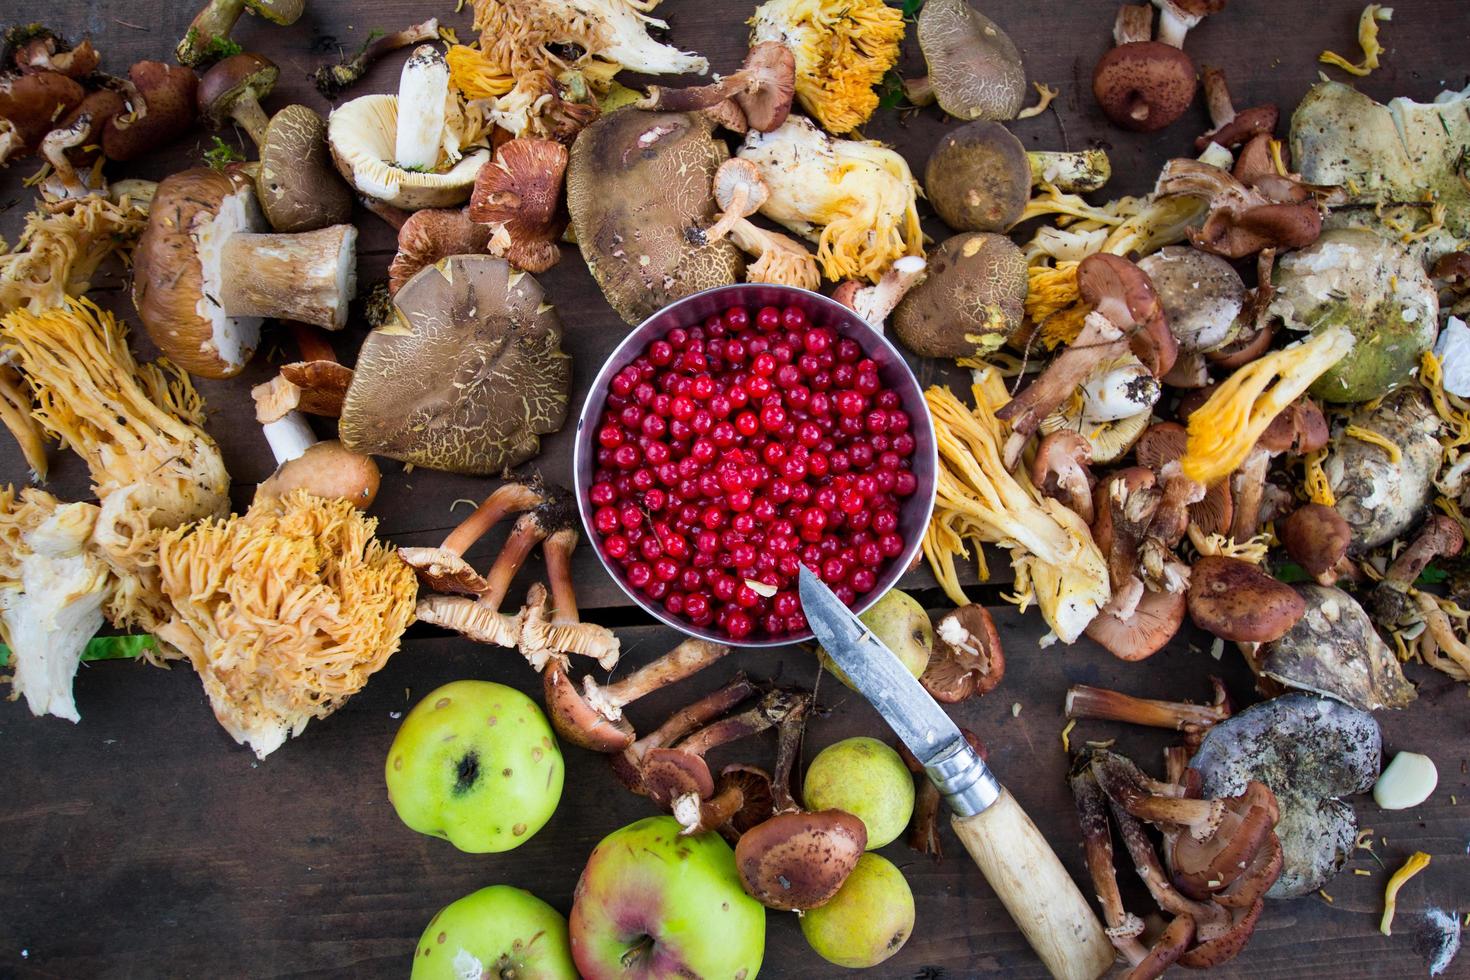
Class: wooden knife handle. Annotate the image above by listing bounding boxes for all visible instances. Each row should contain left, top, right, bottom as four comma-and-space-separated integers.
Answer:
951, 788, 1114, 980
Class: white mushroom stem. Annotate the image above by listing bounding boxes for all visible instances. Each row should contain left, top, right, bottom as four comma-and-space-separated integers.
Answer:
217, 224, 358, 330
1115, 3, 1155, 44
1080, 361, 1162, 422
261, 412, 316, 465
1153, 0, 1203, 47
835, 256, 928, 330
40, 115, 98, 200
395, 45, 450, 171
0, 121, 21, 165
1028, 149, 1111, 193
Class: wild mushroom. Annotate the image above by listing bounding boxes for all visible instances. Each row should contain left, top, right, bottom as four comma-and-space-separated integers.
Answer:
696, 157, 820, 292
897, 729, 986, 860
912, 0, 1026, 121
997, 253, 1175, 468
176, 0, 304, 67
1068, 763, 1150, 968
328, 48, 491, 210
1269, 229, 1437, 404
1133, 422, 1232, 536
717, 764, 776, 843
1136, 245, 1245, 369
1065, 677, 1231, 747
749, 0, 902, 134
1226, 398, 1327, 542
197, 52, 279, 150
638, 42, 796, 133
1031, 430, 1095, 524
733, 695, 867, 910
1368, 515, 1464, 628
387, 208, 495, 295
1154, 158, 1326, 260
567, 109, 744, 324
1037, 354, 1160, 466
892, 232, 1025, 358
1090, 466, 1162, 615
467, 138, 569, 274
1091, 750, 1226, 843
101, 62, 200, 163
1279, 503, 1352, 584
610, 674, 757, 795
543, 638, 731, 752
398, 480, 545, 600
1152, 0, 1226, 47
339, 255, 569, 475
1322, 387, 1442, 550
1186, 556, 1305, 643
924, 122, 1111, 233
918, 604, 1005, 705
256, 105, 352, 233
831, 256, 927, 330
4, 26, 99, 77
1196, 66, 1277, 150
312, 17, 442, 98
1257, 585, 1417, 711
1093, 4, 1197, 132
1085, 589, 1186, 662
0, 70, 85, 165
36, 90, 126, 199
1190, 693, 1381, 897
132, 167, 358, 379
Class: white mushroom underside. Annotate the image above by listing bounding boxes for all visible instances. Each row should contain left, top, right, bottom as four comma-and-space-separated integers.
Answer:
194, 187, 265, 371
329, 95, 489, 206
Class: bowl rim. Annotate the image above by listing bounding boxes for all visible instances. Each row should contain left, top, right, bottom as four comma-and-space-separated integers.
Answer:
572, 283, 938, 647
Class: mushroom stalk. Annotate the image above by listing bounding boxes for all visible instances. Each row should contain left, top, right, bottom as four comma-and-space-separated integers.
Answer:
1027, 149, 1112, 193
477, 510, 549, 612
1069, 766, 1149, 965
582, 639, 732, 722
1129, 914, 1196, 980
394, 46, 450, 172
1369, 515, 1464, 625
312, 18, 442, 97
678, 692, 796, 759
1092, 751, 1225, 842
38, 113, 98, 199
177, 0, 247, 65
673, 779, 747, 836
216, 225, 358, 330
832, 255, 928, 330
1115, 4, 1155, 44
442, 482, 547, 556
1107, 797, 1228, 928
1065, 679, 1230, 734
611, 673, 756, 793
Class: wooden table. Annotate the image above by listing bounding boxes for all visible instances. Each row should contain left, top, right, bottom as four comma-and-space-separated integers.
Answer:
3, 1, 1468, 977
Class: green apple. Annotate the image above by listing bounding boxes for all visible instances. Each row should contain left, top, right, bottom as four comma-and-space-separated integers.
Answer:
803, 736, 915, 849
818, 588, 932, 688
569, 815, 766, 979
799, 853, 915, 968
386, 680, 563, 853
411, 885, 577, 979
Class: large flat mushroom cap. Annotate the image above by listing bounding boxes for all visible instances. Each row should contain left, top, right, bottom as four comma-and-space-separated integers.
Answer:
339, 254, 570, 475
917, 0, 1026, 121
567, 108, 744, 325
131, 166, 265, 379
1191, 694, 1381, 898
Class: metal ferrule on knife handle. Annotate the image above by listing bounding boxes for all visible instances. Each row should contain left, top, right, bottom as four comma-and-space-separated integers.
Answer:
925, 736, 1001, 817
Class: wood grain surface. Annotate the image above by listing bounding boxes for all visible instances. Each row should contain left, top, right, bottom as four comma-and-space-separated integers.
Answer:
2, 1, 1468, 978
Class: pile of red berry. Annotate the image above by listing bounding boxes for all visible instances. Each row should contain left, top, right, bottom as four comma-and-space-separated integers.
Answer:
588, 303, 919, 641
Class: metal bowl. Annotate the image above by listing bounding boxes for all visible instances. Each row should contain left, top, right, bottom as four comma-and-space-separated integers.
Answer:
573, 284, 938, 647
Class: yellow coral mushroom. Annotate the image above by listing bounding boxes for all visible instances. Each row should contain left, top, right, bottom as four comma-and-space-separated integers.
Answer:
1180, 326, 1355, 486
1379, 850, 1429, 936
1320, 4, 1393, 77
749, 0, 903, 135
155, 490, 418, 760
738, 116, 922, 283
0, 190, 150, 316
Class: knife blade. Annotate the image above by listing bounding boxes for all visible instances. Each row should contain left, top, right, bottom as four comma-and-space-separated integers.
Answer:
799, 566, 1113, 980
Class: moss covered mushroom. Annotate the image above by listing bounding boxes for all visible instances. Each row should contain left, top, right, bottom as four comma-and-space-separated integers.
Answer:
567, 109, 744, 325
339, 254, 570, 475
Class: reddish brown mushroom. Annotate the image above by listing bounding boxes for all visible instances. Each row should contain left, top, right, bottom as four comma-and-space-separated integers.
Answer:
1069, 763, 1150, 968
638, 42, 796, 133
196, 52, 278, 150
1368, 514, 1465, 627
1031, 430, 1096, 524
5, 28, 99, 78
610, 674, 757, 795
387, 208, 495, 295
1086, 588, 1187, 662
1092, 751, 1227, 842
1228, 398, 1327, 541
1187, 556, 1306, 643
1134, 421, 1233, 537
102, 62, 199, 162
1065, 677, 1231, 747
1092, 4, 1197, 132
733, 696, 867, 910
716, 763, 776, 844
1196, 66, 1278, 150
467, 138, 569, 274
1156, 159, 1326, 259
400, 480, 546, 599
0, 70, 85, 164
920, 604, 1005, 703
1279, 502, 1352, 584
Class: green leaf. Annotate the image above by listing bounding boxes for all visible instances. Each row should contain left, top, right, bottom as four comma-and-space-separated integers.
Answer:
878, 69, 906, 109
901, 0, 925, 17
203, 136, 244, 171
0, 634, 154, 668
1415, 565, 1449, 586
1273, 562, 1311, 584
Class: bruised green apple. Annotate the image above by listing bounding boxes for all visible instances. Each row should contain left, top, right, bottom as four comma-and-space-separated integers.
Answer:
799, 852, 914, 968
818, 588, 933, 688
386, 680, 563, 853
570, 815, 766, 979
411, 885, 577, 979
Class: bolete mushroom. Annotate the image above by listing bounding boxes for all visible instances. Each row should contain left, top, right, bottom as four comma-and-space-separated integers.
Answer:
1186, 555, 1305, 643
920, 603, 1005, 703
892, 232, 1026, 358
1190, 693, 1381, 898
913, 0, 1026, 121
197, 52, 279, 150
256, 105, 352, 233
176, 0, 304, 67
1258, 585, 1417, 711
924, 121, 1111, 233
339, 254, 570, 475
1322, 387, 1442, 551
132, 167, 358, 378
567, 109, 744, 324
467, 138, 569, 274
1093, 4, 1197, 132
328, 47, 491, 209
0, 70, 85, 165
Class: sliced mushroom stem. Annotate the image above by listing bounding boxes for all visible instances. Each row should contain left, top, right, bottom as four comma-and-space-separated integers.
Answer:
611, 673, 756, 794
313, 18, 441, 97
1068, 765, 1150, 965
1027, 149, 1112, 193
1065, 678, 1230, 733
833, 255, 928, 330
582, 639, 732, 722
673, 779, 747, 836
441, 481, 546, 556
1201, 65, 1235, 129
1107, 797, 1228, 927
216, 224, 357, 330
477, 510, 548, 613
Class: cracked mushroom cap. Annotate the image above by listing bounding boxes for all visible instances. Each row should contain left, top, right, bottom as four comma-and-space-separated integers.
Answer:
917, 0, 1026, 121
892, 232, 1026, 358
468, 138, 569, 274
566, 108, 744, 325
1190, 693, 1381, 898
328, 94, 490, 209
339, 254, 570, 475
1258, 584, 1416, 712
257, 104, 352, 232
923, 121, 1031, 233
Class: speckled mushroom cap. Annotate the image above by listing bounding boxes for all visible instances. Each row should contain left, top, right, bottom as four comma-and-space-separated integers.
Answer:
566, 108, 744, 325
257, 104, 351, 232
917, 0, 1026, 121
892, 232, 1027, 358
339, 254, 570, 475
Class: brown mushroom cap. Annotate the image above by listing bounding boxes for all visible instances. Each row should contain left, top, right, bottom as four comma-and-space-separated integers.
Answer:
734, 809, 868, 910
467, 138, 569, 274
917, 0, 1027, 121
1031, 429, 1095, 524
254, 439, 380, 509
1187, 556, 1305, 643
102, 62, 199, 162
339, 254, 571, 475
197, 52, 279, 145
544, 662, 637, 752
1093, 41, 1197, 133
276, 360, 353, 417
1137, 246, 1245, 354
733, 42, 797, 133
5, 28, 99, 78
921, 603, 1006, 703
923, 121, 1031, 232
1134, 422, 1233, 535
642, 746, 716, 805
387, 208, 495, 295
893, 232, 1027, 358
1078, 252, 1178, 377
397, 546, 492, 597
566, 109, 744, 325
1085, 588, 1186, 661
1279, 503, 1350, 579
257, 105, 352, 233
0, 70, 85, 159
